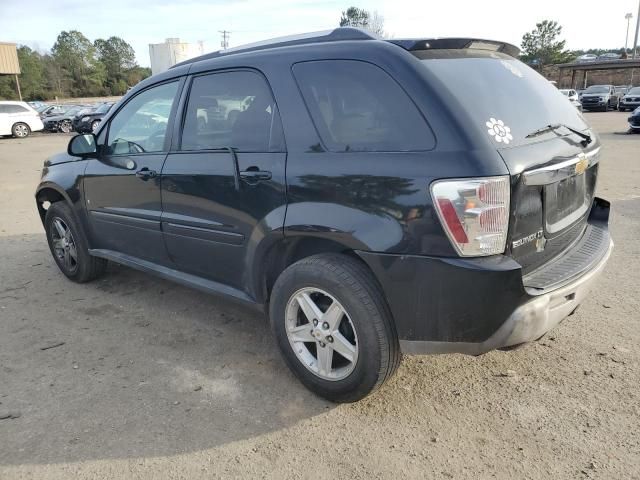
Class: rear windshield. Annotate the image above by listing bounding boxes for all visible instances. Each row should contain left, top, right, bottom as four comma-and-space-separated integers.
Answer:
414, 50, 588, 147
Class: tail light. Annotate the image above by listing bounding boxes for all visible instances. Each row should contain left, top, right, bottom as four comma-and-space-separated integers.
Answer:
431, 176, 510, 256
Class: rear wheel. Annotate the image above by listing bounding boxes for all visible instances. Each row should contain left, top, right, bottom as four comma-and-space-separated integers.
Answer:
269, 254, 400, 402
11, 122, 30, 138
45, 202, 107, 282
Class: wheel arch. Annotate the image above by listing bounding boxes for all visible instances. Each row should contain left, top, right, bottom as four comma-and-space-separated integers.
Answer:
252, 234, 377, 306
35, 183, 73, 225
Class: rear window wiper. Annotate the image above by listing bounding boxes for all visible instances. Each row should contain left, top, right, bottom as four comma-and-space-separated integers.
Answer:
525, 123, 592, 146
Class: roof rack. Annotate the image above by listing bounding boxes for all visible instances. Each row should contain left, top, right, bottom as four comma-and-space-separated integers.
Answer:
172, 27, 377, 68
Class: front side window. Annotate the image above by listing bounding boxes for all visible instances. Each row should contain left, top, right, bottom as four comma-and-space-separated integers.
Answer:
107, 81, 179, 155
293, 60, 434, 152
181, 71, 284, 152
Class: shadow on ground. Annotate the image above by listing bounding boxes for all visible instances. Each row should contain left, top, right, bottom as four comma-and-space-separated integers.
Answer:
0, 234, 331, 465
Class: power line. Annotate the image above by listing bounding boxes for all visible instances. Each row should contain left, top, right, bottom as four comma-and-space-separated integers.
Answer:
219, 30, 231, 50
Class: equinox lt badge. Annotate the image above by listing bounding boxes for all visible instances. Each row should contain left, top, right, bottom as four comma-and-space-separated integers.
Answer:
513, 230, 545, 251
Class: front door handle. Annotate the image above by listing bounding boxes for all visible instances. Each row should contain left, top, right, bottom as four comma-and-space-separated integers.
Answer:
240, 168, 272, 184
136, 167, 157, 181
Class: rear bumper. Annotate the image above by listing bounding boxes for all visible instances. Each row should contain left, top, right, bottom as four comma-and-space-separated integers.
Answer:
358, 198, 612, 355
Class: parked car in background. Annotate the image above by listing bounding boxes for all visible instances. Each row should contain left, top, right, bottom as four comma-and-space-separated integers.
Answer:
619, 86, 640, 112
576, 54, 597, 63
560, 88, 582, 110
614, 85, 630, 96
577, 89, 585, 100
28, 101, 47, 110
36, 29, 612, 402
598, 53, 621, 61
39, 105, 68, 118
34, 104, 49, 112
0, 101, 44, 138
42, 105, 86, 133
629, 107, 640, 132
580, 85, 620, 111
73, 102, 115, 133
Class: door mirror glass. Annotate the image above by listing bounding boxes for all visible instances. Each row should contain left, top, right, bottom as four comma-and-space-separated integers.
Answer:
68, 134, 97, 157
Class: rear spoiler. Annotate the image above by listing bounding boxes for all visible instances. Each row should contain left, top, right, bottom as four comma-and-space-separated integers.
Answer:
387, 38, 520, 58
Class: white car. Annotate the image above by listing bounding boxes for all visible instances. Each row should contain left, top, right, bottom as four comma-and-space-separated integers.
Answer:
0, 101, 45, 138
576, 54, 597, 63
559, 88, 583, 111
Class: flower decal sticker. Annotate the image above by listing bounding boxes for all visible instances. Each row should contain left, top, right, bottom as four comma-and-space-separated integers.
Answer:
486, 118, 513, 144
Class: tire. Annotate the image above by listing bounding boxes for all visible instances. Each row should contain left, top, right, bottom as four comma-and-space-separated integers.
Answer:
44, 202, 107, 283
11, 122, 30, 138
59, 120, 72, 133
91, 120, 100, 132
269, 253, 400, 402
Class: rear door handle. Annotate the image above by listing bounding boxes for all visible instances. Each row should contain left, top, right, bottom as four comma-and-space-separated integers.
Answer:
240, 168, 272, 183
136, 167, 157, 180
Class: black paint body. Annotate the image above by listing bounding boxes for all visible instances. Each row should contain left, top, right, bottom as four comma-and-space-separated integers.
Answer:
36, 35, 610, 346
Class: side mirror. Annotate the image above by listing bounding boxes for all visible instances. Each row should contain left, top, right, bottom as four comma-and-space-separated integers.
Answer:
68, 134, 97, 158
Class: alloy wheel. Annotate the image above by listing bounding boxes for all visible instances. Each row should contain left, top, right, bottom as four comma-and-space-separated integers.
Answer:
285, 287, 358, 381
60, 121, 72, 133
50, 217, 78, 273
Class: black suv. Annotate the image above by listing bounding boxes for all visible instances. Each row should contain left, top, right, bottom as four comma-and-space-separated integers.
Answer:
36, 29, 612, 402
73, 102, 115, 134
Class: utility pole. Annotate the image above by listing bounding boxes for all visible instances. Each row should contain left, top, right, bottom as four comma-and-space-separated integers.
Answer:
626, 13, 633, 54
634, 0, 640, 59
219, 30, 230, 50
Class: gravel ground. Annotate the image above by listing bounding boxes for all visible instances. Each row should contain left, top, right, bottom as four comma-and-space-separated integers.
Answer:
0, 114, 638, 479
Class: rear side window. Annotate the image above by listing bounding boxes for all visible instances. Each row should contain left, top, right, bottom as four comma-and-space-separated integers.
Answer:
293, 60, 434, 152
5, 104, 29, 113
181, 71, 284, 152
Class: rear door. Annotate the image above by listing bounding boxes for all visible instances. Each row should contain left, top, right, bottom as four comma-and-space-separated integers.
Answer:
0, 105, 9, 135
83, 80, 182, 264
160, 69, 286, 290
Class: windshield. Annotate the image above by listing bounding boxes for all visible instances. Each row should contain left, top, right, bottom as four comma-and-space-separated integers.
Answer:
65, 107, 82, 116
415, 50, 588, 147
584, 86, 609, 94
95, 103, 111, 114
627, 87, 640, 95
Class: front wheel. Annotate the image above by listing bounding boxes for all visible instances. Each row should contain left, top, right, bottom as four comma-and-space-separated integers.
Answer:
59, 120, 72, 133
91, 120, 100, 132
45, 202, 107, 282
269, 254, 400, 402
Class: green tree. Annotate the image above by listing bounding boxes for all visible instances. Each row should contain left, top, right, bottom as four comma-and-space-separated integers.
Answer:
339, 7, 386, 37
95, 36, 137, 94
340, 7, 370, 28
52, 30, 105, 96
521, 20, 572, 66
15, 46, 47, 99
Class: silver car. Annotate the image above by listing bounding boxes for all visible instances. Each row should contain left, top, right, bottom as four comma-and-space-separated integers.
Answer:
619, 87, 640, 112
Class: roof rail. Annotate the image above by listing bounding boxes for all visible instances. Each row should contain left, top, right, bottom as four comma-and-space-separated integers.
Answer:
172, 27, 377, 68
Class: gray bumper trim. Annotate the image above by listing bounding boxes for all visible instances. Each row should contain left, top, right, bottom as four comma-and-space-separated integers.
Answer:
400, 239, 613, 356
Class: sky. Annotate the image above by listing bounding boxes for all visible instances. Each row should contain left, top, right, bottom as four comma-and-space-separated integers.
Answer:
1, 0, 639, 67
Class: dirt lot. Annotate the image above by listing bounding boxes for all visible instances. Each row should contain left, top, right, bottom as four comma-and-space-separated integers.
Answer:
0, 114, 638, 479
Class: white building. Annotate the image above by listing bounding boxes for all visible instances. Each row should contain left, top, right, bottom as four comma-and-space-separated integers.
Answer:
149, 38, 205, 75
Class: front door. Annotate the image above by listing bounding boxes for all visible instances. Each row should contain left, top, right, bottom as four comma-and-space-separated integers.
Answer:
84, 80, 182, 264
161, 70, 286, 291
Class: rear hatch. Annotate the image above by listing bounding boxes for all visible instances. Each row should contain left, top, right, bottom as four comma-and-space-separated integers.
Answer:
409, 45, 597, 275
